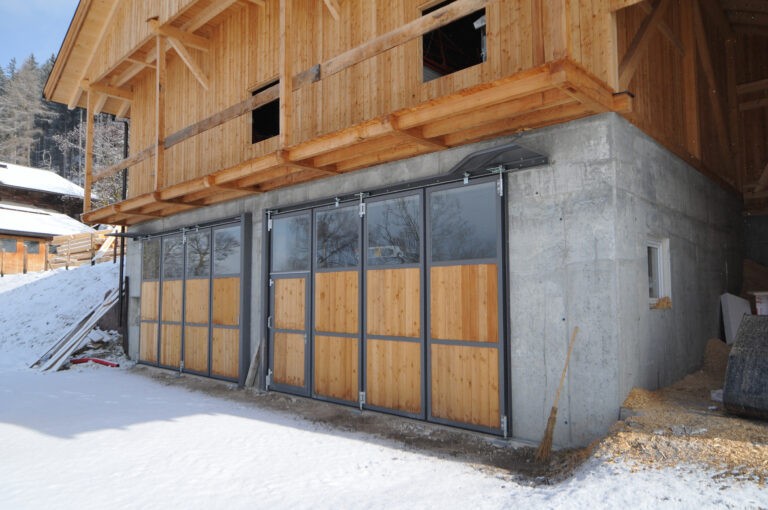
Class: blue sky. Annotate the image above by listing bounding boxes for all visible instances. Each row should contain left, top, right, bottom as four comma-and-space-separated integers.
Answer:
0, 0, 80, 71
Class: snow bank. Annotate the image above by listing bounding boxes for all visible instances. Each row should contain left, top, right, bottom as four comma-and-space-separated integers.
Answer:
0, 263, 119, 370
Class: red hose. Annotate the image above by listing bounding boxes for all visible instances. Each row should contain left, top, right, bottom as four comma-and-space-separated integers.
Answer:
70, 357, 119, 368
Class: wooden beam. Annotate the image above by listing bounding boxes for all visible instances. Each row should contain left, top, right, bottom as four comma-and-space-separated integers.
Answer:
93, 93, 109, 115
700, 0, 736, 39
293, 0, 494, 90
241, 0, 265, 6
87, 83, 133, 102
94, 145, 156, 181
155, 35, 166, 190
84, 91, 95, 213
618, 0, 672, 89
182, 0, 239, 32
279, 0, 293, 147
115, 100, 131, 119
754, 163, 768, 192
680, 0, 701, 159
727, 10, 768, 27
164, 84, 278, 150
739, 97, 768, 111
692, 1, 734, 164
148, 19, 210, 52
609, 0, 644, 11
725, 37, 743, 188
323, 0, 341, 20
287, 117, 396, 161
67, 0, 121, 109
638, 0, 684, 55
166, 36, 210, 89
737, 78, 768, 95
721, 0, 768, 13
390, 125, 447, 150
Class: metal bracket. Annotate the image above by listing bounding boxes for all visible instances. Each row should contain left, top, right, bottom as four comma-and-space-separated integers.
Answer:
266, 368, 273, 388
358, 391, 366, 411
267, 210, 274, 231
269, 278, 274, 287
267, 316, 273, 329
357, 193, 367, 217
501, 415, 508, 438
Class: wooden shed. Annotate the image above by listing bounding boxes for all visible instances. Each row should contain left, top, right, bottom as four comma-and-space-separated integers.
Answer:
44, 0, 767, 444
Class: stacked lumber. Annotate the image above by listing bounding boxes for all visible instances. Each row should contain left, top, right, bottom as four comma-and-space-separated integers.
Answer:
31, 287, 120, 371
48, 228, 119, 269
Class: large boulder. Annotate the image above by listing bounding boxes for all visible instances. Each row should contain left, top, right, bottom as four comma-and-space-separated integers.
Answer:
723, 315, 768, 420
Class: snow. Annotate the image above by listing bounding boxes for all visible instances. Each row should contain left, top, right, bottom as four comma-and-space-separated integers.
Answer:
0, 161, 85, 198
1, 265, 767, 509
0, 202, 94, 237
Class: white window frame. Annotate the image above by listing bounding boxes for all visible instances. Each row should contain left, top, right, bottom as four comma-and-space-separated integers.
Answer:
647, 237, 671, 308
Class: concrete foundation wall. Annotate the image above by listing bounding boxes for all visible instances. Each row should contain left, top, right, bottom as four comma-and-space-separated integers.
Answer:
125, 113, 743, 447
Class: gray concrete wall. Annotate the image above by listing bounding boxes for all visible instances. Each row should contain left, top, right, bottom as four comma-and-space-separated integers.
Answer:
125, 112, 743, 448
745, 216, 768, 268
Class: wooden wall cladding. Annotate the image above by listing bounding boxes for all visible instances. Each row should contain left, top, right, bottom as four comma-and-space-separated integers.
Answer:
212, 277, 240, 326
211, 327, 239, 378
0, 236, 47, 275
273, 332, 306, 387
314, 271, 359, 334
274, 278, 306, 330
430, 343, 499, 428
184, 278, 209, 324
160, 324, 182, 367
366, 268, 421, 338
139, 322, 158, 363
161, 280, 183, 322
184, 325, 209, 373
366, 339, 421, 413
430, 264, 499, 343
314, 334, 359, 402
737, 34, 768, 187
140, 281, 159, 321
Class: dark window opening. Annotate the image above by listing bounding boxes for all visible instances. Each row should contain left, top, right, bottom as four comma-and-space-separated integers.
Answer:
24, 240, 40, 254
251, 80, 280, 144
1, 238, 17, 253
422, 1, 486, 82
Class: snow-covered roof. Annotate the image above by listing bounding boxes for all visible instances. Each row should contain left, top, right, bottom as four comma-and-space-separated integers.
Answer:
0, 202, 94, 238
0, 161, 85, 199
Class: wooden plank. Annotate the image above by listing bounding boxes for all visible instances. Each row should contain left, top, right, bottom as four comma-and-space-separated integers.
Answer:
313, 335, 358, 402
84, 91, 94, 213
184, 325, 209, 373
737, 78, 768, 95
618, 0, 672, 88
88, 82, 134, 101
287, 117, 397, 161
755, 163, 768, 192
155, 35, 166, 190
211, 327, 239, 378
680, 0, 701, 159
185, 278, 209, 324
148, 19, 210, 52
160, 324, 182, 367
273, 332, 305, 387
637, 0, 684, 55
94, 144, 156, 181
430, 264, 498, 343
610, 0, 644, 11
739, 98, 768, 111
139, 322, 158, 363
166, 36, 209, 90
293, 0, 494, 90
279, 0, 293, 147
315, 271, 359, 334
725, 38, 742, 188
161, 280, 183, 322
140, 281, 160, 321
323, 0, 340, 20
366, 268, 421, 338
213, 277, 240, 326
275, 277, 306, 330
430, 343, 499, 428
366, 339, 421, 413
182, 0, 239, 32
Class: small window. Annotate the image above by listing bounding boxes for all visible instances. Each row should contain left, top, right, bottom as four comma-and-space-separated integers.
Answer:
0, 238, 17, 253
162, 235, 184, 280
213, 226, 242, 275
422, 0, 486, 82
272, 214, 311, 273
430, 182, 497, 262
647, 237, 671, 308
24, 240, 40, 254
367, 195, 421, 266
316, 206, 360, 269
186, 231, 211, 278
251, 80, 280, 144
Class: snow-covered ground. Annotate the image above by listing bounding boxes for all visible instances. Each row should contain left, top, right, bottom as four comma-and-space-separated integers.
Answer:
1, 265, 766, 509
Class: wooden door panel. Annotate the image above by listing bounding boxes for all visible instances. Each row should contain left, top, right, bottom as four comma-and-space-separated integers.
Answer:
430, 264, 498, 343
161, 280, 183, 322
184, 325, 209, 372
141, 281, 159, 320
430, 343, 499, 429
314, 271, 358, 334
275, 278, 306, 330
211, 327, 239, 378
273, 332, 306, 387
184, 279, 209, 324
366, 339, 421, 413
212, 277, 240, 326
139, 322, 158, 363
160, 324, 182, 367
314, 335, 358, 402
366, 268, 420, 338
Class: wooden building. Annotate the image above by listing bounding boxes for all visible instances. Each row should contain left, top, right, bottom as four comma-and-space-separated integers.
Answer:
44, 0, 767, 445
0, 162, 94, 275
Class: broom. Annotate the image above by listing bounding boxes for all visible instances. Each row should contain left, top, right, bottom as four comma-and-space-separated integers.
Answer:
535, 326, 579, 463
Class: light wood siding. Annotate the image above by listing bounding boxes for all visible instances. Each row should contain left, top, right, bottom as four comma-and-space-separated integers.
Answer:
211, 327, 239, 378
314, 335, 359, 402
274, 278, 306, 330
161, 280, 183, 322
212, 277, 240, 326
430, 264, 498, 343
366, 268, 420, 338
0, 236, 48, 275
273, 332, 306, 387
139, 321, 158, 363
184, 278, 209, 324
366, 339, 421, 413
140, 281, 159, 320
430, 343, 499, 428
314, 271, 359, 334
160, 324, 182, 367
184, 325, 209, 373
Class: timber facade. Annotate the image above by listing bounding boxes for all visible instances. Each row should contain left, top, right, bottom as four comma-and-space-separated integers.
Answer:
45, 0, 766, 445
